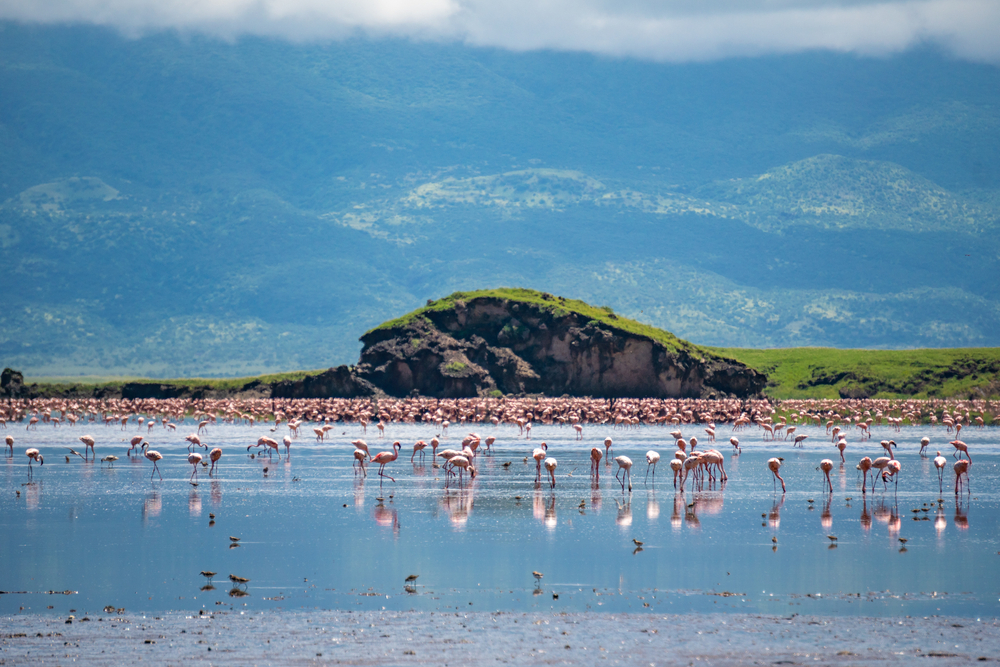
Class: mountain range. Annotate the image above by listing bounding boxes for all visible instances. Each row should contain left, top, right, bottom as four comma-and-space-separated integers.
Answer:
1, 23, 998, 377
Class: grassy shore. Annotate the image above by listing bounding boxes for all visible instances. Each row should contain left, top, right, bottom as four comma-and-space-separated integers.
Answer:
710, 346, 1000, 399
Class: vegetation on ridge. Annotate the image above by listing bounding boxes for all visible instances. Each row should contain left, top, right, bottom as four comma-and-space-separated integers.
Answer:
367, 288, 708, 357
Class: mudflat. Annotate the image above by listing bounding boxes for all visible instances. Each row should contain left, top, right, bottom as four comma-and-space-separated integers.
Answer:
3, 609, 998, 665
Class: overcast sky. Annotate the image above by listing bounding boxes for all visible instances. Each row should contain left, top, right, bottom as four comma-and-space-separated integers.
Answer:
1, 0, 998, 63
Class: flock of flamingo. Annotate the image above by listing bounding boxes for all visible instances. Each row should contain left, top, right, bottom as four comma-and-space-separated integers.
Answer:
2, 395, 993, 498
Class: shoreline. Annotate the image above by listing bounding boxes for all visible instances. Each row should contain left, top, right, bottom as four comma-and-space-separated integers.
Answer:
2, 609, 997, 665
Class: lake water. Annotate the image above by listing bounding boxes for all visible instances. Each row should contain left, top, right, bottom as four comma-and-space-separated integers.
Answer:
1, 421, 997, 618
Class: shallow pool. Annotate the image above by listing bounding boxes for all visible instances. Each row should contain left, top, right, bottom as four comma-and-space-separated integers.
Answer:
1, 421, 997, 618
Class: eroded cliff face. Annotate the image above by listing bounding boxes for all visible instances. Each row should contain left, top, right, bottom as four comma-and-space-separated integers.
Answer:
355, 296, 766, 399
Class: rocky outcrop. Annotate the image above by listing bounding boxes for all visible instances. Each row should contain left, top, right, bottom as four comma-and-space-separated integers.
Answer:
1, 368, 25, 398
4, 293, 768, 400
353, 295, 766, 399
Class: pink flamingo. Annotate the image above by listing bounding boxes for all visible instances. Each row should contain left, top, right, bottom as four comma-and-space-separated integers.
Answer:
283, 436, 292, 457
430, 437, 440, 459
604, 437, 613, 460
4, 435, 12, 456
590, 447, 602, 480
128, 436, 144, 456
819, 459, 833, 492
448, 455, 476, 487
532, 442, 548, 482
351, 439, 371, 459
933, 451, 947, 492
883, 459, 901, 492
78, 435, 96, 460
669, 458, 683, 488
835, 438, 847, 462
645, 450, 660, 483
544, 457, 558, 488
614, 455, 633, 492
353, 449, 368, 476
484, 436, 496, 453
919, 437, 930, 456
188, 452, 203, 481
871, 457, 891, 492
954, 459, 970, 495
142, 445, 163, 480
411, 440, 427, 463
950, 440, 971, 462
729, 436, 741, 453
574, 424, 583, 440
857, 456, 873, 494
26, 448, 43, 478
767, 457, 785, 493
371, 441, 401, 483
209, 448, 222, 476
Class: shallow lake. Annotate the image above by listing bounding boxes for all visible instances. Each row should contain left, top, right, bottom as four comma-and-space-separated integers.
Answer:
2, 421, 997, 618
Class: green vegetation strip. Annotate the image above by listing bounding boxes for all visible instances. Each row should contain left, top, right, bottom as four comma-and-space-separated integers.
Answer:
710, 347, 1000, 400
367, 287, 703, 356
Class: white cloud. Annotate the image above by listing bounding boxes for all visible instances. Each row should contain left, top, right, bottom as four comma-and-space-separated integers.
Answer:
2, 0, 999, 62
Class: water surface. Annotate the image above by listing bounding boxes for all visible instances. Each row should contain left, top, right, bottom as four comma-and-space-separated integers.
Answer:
2, 422, 997, 618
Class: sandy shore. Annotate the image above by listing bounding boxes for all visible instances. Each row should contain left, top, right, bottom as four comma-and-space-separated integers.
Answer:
2, 610, 997, 665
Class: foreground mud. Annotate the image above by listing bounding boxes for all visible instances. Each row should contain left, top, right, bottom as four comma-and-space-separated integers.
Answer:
2, 610, 997, 665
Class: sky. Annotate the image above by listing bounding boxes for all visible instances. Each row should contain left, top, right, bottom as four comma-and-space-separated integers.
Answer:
1, 0, 999, 63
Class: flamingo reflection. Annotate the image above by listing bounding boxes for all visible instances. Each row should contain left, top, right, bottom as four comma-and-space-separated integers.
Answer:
373, 503, 399, 536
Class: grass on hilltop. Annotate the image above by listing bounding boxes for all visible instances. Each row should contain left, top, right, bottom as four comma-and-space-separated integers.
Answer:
710, 346, 1000, 400
367, 287, 706, 356
24, 370, 327, 394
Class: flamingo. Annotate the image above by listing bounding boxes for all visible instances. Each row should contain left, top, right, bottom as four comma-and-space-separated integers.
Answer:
919, 437, 930, 456
411, 440, 427, 463
954, 459, 970, 495
857, 456, 873, 494
933, 451, 947, 492
871, 457, 891, 492
950, 440, 971, 462
819, 459, 833, 493
127, 436, 144, 456
283, 436, 292, 457
484, 436, 496, 453
573, 424, 583, 440
767, 457, 785, 493
185, 434, 203, 451
604, 437, 613, 460
430, 437, 440, 459
689, 436, 698, 452
188, 452, 203, 481
793, 434, 808, 448
614, 455, 633, 492
197, 420, 209, 434
835, 438, 847, 463
209, 448, 222, 476
883, 459, 901, 492
880, 440, 897, 460
25, 448, 43, 478
371, 441, 401, 482
532, 443, 548, 483
729, 437, 741, 453
590, 447, 602, 480
669, 458, 683, 489
78, 435, 96, 460
142, 445, 163, 480
351, 439, 371, 460
544, 457, 557, 488
449, 455, 476, 486
353, 449, 368, 476
645, 450, 660, 483
5, 435, 14, 456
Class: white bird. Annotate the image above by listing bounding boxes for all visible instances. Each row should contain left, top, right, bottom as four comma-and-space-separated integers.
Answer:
644, 450, 660, 484
544, 457, 558, 488
614, 455, 633, 492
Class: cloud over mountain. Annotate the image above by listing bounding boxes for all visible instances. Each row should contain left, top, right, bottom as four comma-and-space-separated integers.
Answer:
2, 0, 999, 62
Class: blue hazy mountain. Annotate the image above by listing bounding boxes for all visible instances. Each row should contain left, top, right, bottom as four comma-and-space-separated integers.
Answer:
1, 22, 998, 376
